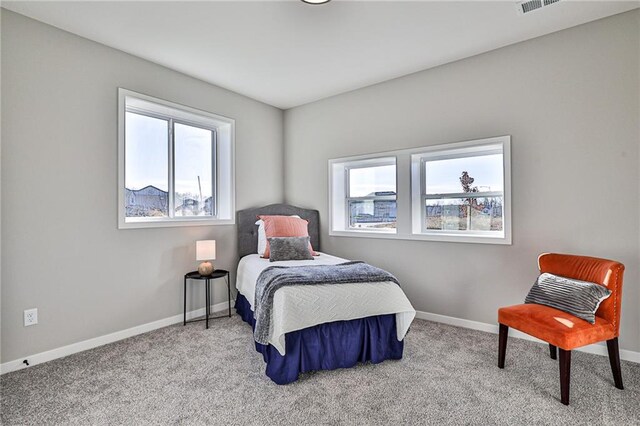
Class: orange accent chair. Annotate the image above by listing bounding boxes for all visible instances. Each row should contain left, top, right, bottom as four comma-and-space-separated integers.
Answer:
498, 253, 625, 405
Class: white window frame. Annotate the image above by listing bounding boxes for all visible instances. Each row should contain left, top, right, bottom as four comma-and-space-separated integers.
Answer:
118, 88, 235, 229
329, 156, 397, 235
328, 136, 511, 244
411, 136, 511, 244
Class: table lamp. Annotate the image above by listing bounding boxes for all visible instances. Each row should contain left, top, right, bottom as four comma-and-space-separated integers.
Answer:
196, 240, 216, 275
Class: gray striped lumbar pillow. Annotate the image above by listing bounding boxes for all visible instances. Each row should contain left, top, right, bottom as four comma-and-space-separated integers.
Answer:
524, 273, 612, 324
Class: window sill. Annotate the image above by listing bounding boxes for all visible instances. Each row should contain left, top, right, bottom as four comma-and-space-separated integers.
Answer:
118, 217, 235, 229
329, 229, 511, 245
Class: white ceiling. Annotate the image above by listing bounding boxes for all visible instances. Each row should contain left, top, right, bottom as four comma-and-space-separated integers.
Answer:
3, 1, 639, 109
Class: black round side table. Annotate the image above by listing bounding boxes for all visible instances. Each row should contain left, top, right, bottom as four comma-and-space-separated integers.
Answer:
183, 269, 230, 329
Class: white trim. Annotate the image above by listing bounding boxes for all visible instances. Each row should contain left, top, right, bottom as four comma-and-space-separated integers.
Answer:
328, 136, 512, 245
117, 88, 236, 229
412, 136, 511, 244
414, 310, 640, 364
329, 156, 398, 234
328, 229, 509, 244
4, 304, 636, 376
0, 301, 235, 375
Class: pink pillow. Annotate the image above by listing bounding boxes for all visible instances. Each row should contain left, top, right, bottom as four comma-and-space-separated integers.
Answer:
258, 215, 316, 258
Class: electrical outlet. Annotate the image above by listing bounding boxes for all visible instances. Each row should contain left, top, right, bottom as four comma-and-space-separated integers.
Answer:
24, 308, 38, 326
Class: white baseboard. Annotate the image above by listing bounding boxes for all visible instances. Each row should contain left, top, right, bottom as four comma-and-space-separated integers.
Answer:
415, 310, 640, 364
0, 301, 234, 375
3, 305, 637, 375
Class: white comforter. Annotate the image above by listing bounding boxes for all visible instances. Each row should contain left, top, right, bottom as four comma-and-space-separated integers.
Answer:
236, 252, 416, 355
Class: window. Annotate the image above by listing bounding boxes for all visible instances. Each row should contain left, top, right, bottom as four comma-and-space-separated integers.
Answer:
329, 157, 397, 234
411, 137, 510, 243
347, 162, 397, 230
118, 89, 235, 229
329, 136, 511, 244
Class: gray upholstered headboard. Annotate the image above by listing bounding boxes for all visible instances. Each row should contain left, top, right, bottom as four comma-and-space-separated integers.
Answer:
236, 204, 320, 258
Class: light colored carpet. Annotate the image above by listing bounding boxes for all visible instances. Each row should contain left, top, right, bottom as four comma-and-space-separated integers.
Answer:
1, 315, 639, 425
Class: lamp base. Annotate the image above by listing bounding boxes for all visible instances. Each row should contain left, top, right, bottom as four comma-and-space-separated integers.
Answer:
198, 261, 214, 276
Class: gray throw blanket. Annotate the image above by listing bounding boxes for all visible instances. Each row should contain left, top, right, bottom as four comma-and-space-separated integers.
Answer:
253, 261, 400, 345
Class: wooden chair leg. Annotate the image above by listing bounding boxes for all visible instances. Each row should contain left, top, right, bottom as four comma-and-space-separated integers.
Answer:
559, 348, 571, 405
606, 337, 624, 390
498, 324, 508, 369
549, 344, 557, 360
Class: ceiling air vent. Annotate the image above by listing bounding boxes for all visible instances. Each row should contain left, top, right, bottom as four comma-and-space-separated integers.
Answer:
519, 0, 542, 14
517, 0, 561, 15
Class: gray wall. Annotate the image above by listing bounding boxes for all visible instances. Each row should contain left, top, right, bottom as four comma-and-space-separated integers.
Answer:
2, 8, 639, 364
1, 11, 284, 362
0, 8, 4, 366
284, 11, 640, 352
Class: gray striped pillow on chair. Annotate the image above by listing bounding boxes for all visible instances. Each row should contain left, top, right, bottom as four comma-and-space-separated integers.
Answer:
524, 273, 612, 324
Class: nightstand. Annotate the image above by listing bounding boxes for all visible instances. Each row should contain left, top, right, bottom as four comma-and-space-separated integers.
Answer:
183, 269, 230, 329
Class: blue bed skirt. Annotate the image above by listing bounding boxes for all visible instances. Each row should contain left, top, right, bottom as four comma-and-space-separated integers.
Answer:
235, 293, 404, 384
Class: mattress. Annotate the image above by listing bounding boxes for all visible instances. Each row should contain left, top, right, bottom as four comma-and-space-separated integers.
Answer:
236, 252, 416, 355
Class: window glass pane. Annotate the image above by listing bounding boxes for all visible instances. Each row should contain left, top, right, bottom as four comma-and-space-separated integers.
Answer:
426, 196, 503, 231
349, 199, 397, 230
425, 154, 503, 194
349, 164, 396, 197
174, 123, 214, 217
125, 112, 169, 217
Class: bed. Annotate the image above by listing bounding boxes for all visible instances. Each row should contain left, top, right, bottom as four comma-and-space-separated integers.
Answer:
234, 204, 416, 384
